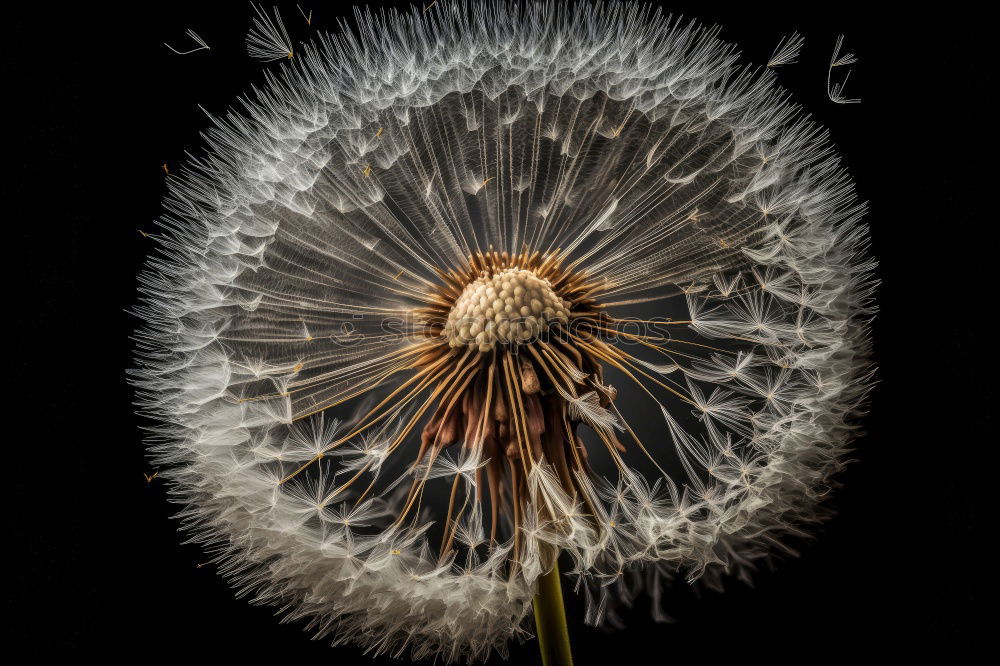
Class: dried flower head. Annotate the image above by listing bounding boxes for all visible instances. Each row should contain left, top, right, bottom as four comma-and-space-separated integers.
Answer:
133, 1, 875, 661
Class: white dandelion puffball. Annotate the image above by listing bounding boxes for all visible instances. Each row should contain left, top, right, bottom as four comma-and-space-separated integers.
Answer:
133, 1, 875, 661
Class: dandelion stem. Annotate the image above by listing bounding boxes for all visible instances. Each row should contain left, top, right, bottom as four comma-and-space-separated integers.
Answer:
533, 559, 573, 666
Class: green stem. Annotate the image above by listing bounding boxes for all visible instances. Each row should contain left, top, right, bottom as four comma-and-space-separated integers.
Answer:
532, 559, 574, 666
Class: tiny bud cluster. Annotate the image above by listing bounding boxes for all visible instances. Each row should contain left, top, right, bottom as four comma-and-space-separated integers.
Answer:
444, 268, 570, 351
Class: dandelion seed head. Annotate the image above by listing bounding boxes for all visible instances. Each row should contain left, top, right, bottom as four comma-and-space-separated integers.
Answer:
134, 1, 876, 660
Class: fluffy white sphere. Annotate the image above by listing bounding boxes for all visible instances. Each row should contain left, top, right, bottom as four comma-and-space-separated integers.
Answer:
133, 1, 875, 661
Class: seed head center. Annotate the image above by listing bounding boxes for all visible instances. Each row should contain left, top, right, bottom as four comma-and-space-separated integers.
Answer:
444, 267, 570, 352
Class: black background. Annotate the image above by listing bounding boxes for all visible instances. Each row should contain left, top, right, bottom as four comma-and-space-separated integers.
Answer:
5, 0, 986, 659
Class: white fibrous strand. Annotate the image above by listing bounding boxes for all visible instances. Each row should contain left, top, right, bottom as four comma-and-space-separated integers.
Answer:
768, 31, 803, 67
828, 34, 861, 103
247, 3, 293, 61
164, 29, 209, 55
133, 1, 876, 661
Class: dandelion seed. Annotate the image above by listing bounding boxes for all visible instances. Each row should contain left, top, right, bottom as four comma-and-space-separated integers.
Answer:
247, 4, 293, 62
831, 34, 859, 67
829, 70, 862, 104
163, 29, 209, 55
134, 2, 875, 660
828, 34, 861, 103
297, 4, 312, 26
767, 31, 803, 67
